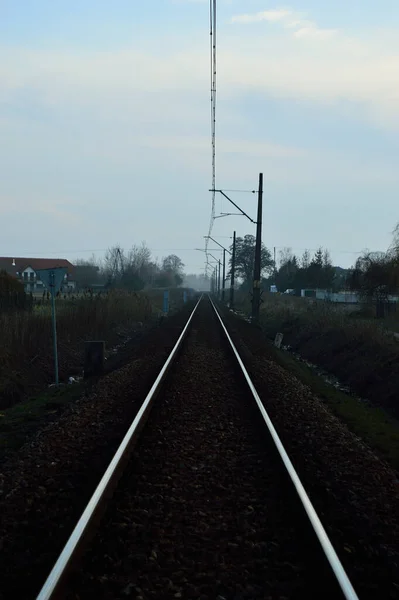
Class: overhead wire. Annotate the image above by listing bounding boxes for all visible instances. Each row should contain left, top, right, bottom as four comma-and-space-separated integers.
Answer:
205, 0, 217, 274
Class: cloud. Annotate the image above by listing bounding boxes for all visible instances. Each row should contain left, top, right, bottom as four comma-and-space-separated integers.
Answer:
231, 9, 291, 24
1, 16, 399, 136
231, 6, 338, 40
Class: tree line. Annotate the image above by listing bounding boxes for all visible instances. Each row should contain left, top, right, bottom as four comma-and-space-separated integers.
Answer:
230, 226, 399, 302
71, 224, 399, 299
347, 224, 399, 302
74, 244, 186, 292
227, 235, 344, 293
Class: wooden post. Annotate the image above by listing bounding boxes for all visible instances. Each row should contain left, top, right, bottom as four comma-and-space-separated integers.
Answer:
84, 341, 105, 378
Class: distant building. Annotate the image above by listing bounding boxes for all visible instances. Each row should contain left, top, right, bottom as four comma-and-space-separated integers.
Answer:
300, 288, 360, 303
0, 257, 76, 293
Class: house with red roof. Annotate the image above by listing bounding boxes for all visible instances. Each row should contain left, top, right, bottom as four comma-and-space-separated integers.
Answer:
0, 257, 76, 293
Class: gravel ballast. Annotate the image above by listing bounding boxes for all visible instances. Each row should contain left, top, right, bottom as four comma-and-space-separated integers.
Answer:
223, 308, 399, 599
64, 300, 342, 599
0, 305, 195, 600
1, 297, 398, 599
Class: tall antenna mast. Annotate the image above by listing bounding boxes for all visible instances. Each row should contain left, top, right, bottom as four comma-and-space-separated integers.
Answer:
206, 0, 217, 261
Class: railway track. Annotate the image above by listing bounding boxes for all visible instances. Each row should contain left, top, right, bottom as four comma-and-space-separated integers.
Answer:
36, 296, 358, 600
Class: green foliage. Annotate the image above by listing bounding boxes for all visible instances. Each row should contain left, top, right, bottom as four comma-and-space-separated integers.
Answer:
162, 254, 184, 274
229, 234, 273, 288
272, 247, 338, 292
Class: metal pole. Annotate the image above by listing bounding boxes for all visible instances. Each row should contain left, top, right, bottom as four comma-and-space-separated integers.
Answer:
222, 249, 226, 302
218, 260, 221, 297
50, 273, 59, 385
274, 246, 277, 280
252, 173, 263, 323
230, 230, 236, 310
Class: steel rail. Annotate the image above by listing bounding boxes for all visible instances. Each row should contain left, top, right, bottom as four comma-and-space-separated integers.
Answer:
36, 296, 202, 600
209, 297, 359, 600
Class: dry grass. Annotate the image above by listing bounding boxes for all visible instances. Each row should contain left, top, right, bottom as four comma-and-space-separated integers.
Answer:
0, 291, 152, 365
249, 292, 399, 418
232, 291, 399, 465
0, 288, 192, 408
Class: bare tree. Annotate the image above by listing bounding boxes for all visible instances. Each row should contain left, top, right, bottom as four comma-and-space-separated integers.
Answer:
126, 242, 152, 275
103, 245, 125, 287
348, 251, 394, 302
300, 249, 311, 270
278, 247, 294, 268
74, 255, 101, 290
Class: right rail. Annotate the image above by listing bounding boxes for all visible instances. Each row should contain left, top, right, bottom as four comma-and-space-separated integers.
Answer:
210, 297, 359, 600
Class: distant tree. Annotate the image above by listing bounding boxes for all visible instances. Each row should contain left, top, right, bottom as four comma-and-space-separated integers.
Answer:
322, 249, 335, 288
162, 254, 185, 274
278, 247, 295, 268
274, 247, 335, 291
307, 248, 325, 288
348, 251, 397, 302
275, 251, 299, 292
103, 245, 125, 287
229, 234, 273, 288
126, 243, 152, 274
301, 249, 311, 270
153, 254, 185, 288
74, 257, 100, 290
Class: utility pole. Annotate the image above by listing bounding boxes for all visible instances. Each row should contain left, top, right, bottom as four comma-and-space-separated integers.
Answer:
252, 173, 263, 323
203, 235, 232, 304
274, 246, 276, 280
222, 249, 226, 301
218, 260, 221, 297
230, 230, 236, 310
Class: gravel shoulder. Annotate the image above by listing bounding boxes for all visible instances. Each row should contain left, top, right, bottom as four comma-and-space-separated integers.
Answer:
0, 304, 195, 600
223, 307, 399, 599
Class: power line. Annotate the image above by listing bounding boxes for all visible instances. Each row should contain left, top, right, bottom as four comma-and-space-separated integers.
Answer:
273, 246, 367, 255
221, 189, 256, 194
205, 0, 217, 265
1, 248, 210, 256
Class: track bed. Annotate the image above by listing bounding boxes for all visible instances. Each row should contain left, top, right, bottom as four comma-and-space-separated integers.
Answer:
63, 300, 342, 599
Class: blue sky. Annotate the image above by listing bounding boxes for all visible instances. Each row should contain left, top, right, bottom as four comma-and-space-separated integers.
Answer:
1, 1, 399, 272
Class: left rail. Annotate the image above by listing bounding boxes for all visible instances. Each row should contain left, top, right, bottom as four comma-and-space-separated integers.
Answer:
36, 296, 202, 600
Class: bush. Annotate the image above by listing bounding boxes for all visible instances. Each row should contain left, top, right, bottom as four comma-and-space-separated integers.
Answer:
257, 294, 399, 417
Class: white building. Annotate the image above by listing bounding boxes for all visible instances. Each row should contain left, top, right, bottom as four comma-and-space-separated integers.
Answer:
0, 257, 76, 293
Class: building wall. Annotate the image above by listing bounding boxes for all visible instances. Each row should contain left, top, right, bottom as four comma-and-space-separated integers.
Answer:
20, 267, 76, 292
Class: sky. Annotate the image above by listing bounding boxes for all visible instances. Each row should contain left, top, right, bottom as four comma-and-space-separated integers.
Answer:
1, 1, 399, 272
